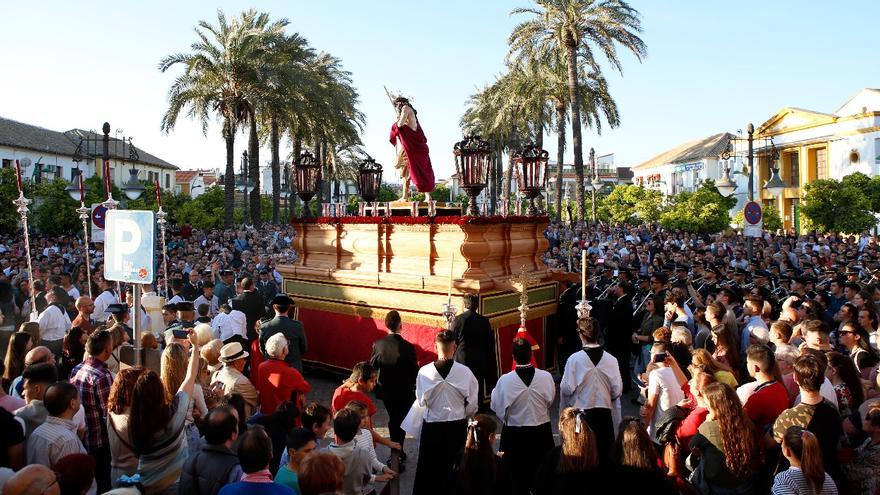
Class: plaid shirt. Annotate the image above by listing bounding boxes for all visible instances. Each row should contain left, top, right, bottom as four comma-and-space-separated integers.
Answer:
70, 357, 113, 451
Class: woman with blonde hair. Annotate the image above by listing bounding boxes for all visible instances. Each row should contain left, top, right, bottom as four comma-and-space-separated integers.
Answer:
689, 382, 760, 493
773, 426, 837, 494
691, 348, 738, 389
160, 342, 207, 451
534, 407, 599, 494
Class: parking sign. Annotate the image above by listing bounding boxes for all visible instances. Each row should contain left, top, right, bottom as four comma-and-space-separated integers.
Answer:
104, 210, 155, 283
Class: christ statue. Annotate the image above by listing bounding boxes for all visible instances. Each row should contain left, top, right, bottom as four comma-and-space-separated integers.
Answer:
389, 96, 435, 202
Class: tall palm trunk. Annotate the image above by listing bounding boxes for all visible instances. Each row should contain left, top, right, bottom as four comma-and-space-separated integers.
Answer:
534, 119, 544, 149
502, 151, 514, 203
248, 110, 261, 226
223, 122, 235, 228
565, 37, 586, 222
292, 136, 302, 214
314, 139, 324, 204
270, 116, 280, 223
554, 101, 566, 222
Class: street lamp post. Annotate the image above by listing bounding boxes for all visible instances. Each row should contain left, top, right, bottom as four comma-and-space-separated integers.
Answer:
746, 123, 755, 261
589, 148, 603, 223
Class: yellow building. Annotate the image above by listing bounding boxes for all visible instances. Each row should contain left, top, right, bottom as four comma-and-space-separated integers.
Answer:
754, 88, 880, 231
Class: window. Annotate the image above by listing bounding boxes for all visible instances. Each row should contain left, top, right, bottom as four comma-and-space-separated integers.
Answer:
875, 138, 880, 163
816, 148, 827, 180
165, 174, 170, 189
1, 159, 11, 169
54, 166, 62, 179
787, 151, 799, 186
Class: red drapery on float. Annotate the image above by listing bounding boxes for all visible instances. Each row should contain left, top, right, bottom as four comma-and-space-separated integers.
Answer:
389, 122, 435, 193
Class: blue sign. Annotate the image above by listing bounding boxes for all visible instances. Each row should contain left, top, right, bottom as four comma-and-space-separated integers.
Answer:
104, 210, 155, 283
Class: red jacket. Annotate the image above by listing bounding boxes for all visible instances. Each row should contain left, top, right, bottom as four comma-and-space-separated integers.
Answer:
257, 358, 310, 415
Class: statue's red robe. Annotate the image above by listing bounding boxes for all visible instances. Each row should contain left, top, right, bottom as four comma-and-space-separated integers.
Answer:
389, 120, 435, 193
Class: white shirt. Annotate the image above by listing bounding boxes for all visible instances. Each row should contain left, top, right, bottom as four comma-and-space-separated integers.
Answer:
736, 380, 762, 405
194, 294, 219, 317
560, 346, 622, 411
27, 416, 85, 466
794, 377, 839, 410
37, 305, 71, 341
168, 294, 185, 305
211, 309, 247, 342
647, 366, 685, 441
66, 286, 80, 300
93, 289, 118, 323
415, 361, 478, 423
491, 367, 555, 427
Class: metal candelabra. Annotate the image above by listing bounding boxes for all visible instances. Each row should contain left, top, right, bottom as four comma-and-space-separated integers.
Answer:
513, 265, 537, 330
76, 202, 93, 299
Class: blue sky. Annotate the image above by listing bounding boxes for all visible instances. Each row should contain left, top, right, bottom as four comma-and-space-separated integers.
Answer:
1, 1, 878, 182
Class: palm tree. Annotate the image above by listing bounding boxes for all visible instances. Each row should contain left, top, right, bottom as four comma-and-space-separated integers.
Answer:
256, 32, 317, 223
234, 10, 290, 226
509, 0, 646, 220
159, 10, 264, 228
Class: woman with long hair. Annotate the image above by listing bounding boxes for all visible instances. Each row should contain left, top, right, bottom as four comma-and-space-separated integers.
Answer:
60, 326, 87, 379
2, 331, 32, 388
534, 407, 599, 494
689, 382, 760, 492
160, 343, 207, 452
710, 324, 741, 376
129, 335, 201, 494
614, 417, 660, 472
691, 348, 738, 389
633, 296, 665, 375
773, 426, 837, 494
451, 414, 509, 495
838, 321, 880, 375
108, 367, 147, 487
825, 351, 864, 419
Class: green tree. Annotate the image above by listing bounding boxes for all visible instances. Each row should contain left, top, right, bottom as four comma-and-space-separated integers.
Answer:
732, 205, 783, 232
602, 184, 663, 224
659, 183, 731, 234
801, 178, 875, 233
509, 0, 646, 221
0, 168, 24, 235
32, 179, 80, 235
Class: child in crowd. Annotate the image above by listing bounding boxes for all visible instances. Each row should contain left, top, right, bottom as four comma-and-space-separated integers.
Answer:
328, 408, 393, 495
275, 428, 318, 495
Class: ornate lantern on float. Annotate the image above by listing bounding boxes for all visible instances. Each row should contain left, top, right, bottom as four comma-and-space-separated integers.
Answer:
513, 143, 549, 216
453, 135, 492, 216
294, 151, 320, 218
357, 156, 383, 203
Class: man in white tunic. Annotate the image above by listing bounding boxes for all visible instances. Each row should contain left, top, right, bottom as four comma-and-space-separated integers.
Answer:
37, 287, 71, 358
92, 278, 118, 324
559, 317, 622, 465
491, 338, 555, 495
411, 330, 477, 495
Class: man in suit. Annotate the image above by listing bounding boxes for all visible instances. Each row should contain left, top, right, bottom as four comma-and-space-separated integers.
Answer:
451, 293, 497, 412
181, 270, 203, 302
255, 270, 278, 312
607, 281, 634, 393
258, 294, 307, 372
230, 277, 265, 342
370, 310, 418, 460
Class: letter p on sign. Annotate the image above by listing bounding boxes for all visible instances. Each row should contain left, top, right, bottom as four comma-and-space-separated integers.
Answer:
104, 210, 155, 284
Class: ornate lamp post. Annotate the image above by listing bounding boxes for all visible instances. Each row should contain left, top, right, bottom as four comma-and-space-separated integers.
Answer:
513, 143, 549, 216
453, 135, 492, 216
589, 148, 603, 223
294, 151, 320, 218
121, 137, 145, 201
357, 156, 383, 216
